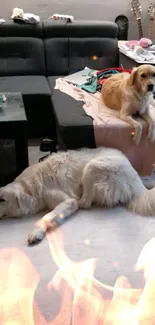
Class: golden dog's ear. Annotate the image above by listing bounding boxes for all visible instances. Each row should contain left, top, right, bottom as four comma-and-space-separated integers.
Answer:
16, 191, 33, 215
129, 67, 138, 86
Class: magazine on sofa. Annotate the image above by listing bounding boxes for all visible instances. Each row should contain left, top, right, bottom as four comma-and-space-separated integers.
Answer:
62, 67, 97, 85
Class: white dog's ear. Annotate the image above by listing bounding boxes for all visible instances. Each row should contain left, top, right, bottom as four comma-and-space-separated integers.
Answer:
16, 192, 33, 215
129, 67, 138, 86
0, 187, 4, 196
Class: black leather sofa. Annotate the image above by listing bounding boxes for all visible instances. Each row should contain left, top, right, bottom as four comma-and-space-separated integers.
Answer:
0, 20, 119, 149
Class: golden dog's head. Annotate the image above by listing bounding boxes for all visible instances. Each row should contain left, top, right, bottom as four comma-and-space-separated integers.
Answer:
129, 64, 155, 95
0, 183, 33, 218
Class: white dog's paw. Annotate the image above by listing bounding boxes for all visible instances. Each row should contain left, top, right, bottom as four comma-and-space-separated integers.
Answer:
0, 208, 4, 219
78, 198, 91, 209
27, 227, 45, 245
132, 125, 142, 145
147, 124, 155, 143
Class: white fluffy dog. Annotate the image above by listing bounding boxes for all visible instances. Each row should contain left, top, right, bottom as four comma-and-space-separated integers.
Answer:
0, 147, 154, 245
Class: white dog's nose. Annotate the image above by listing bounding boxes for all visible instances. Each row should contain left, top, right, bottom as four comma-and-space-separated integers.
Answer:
0, 198, 5, 202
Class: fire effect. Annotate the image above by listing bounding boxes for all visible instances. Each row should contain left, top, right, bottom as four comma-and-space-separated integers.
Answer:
84, 239, 90, 245
1, 232, 155, 324
92, 55, 98, 60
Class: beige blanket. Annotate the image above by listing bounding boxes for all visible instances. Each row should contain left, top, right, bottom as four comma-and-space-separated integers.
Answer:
55, 78, 155, 176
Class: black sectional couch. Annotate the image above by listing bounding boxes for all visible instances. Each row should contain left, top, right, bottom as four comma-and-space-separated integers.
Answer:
0, 20, 119, 149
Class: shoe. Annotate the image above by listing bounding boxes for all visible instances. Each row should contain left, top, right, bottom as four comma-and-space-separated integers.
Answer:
40, 138, 56, 152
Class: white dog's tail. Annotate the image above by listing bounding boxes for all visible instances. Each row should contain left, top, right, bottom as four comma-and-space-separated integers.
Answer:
128, 186, 155, 216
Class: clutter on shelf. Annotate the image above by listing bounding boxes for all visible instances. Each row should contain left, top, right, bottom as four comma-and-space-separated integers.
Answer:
11, 7, 40, 24
0, 19, 5, 24
48, 14, 74, 23
119, 36, 155, 62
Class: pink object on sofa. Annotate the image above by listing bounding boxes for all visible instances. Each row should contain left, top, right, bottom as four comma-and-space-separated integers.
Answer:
55, 78, 155, 176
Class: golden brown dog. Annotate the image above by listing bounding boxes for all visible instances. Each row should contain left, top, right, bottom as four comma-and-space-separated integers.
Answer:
101, 64, 155, 145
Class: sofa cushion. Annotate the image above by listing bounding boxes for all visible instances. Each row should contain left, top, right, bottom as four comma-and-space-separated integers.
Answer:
69, 37, 118, 72
0, 37, 45, 76
0, 21, 43, 37
44, 38, 69, 76
45, 38, 118, 76
48, 76, 64, 94
52, 89, 95, 149
43, 20, 119, 76
0, 76, 51, 95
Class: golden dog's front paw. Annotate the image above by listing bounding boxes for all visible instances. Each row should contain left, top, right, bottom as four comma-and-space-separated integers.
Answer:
132, 124, 142, 145
133, 131, 142, 145
147, 124, 155, 143
27, 227, 45, 245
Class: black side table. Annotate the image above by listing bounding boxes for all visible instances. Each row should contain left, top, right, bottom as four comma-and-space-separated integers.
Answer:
0, 92, 29, 176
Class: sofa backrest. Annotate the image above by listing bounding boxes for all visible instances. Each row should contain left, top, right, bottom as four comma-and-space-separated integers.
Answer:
0, 20, 119, 77
43, 20, 119, 76
0, 22, 45, 76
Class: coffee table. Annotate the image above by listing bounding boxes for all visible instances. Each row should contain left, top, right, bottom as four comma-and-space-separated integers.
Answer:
0, 92, 29, 176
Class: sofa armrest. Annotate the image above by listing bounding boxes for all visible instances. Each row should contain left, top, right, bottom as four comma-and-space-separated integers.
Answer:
52, 89, 95, 149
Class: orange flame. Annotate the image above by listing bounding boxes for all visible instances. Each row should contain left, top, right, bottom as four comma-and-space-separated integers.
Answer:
0, 248, 39, 325
1, 231, 155, 324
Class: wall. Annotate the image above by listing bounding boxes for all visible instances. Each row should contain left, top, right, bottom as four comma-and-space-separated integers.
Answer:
0, 0, 154, 41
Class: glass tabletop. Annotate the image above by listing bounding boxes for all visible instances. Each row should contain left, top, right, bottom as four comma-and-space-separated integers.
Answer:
0, 92, 27, 122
